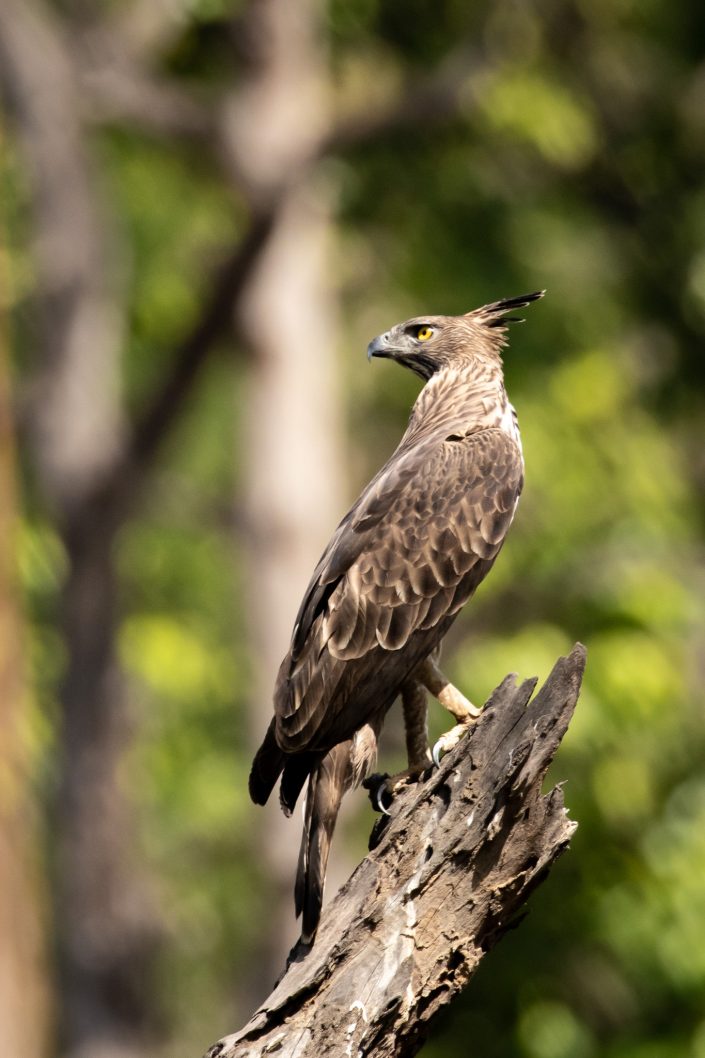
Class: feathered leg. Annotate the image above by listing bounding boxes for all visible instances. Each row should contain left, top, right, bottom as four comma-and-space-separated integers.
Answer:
416, 653, 481, 765
364, 674, 433, 812
367, 650, 481, 812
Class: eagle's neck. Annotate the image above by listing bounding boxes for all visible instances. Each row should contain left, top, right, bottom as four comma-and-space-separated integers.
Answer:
405, 362, 520, 448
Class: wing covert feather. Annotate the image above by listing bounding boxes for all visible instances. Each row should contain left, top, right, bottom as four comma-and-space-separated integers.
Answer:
277, 428, 523, 748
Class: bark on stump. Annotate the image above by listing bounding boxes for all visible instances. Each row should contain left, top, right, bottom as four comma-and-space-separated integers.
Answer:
205, 644, 586, 1058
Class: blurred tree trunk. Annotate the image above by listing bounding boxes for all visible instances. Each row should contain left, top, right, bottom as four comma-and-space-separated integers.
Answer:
0, 3, 159, 1056
55, 512, 162, 1058
227, 0, 347, 1003
0, 184, 52, 1058
1, 0, 299, 1045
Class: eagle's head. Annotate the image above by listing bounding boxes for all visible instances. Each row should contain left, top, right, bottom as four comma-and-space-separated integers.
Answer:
367, 291, 544, 381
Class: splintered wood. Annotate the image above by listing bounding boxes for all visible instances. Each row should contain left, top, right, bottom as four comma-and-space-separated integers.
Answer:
204, 644, 586, 1058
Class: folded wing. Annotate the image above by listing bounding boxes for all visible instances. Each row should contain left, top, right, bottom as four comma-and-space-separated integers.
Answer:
274, 427, 523, 754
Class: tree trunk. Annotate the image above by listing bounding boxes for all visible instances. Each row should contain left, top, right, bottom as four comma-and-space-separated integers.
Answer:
0, 0, 285, 1048
227, 0, 347, 1000
0, 4, 157, 1055
0, 180, 52, 1058
204, 645, 586, 1058
54, 512, 163, 1058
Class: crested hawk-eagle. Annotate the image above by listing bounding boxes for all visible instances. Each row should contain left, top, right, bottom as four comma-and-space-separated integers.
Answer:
250, 292, 543, 943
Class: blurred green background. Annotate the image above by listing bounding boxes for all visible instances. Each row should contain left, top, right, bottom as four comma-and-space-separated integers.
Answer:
1, 1, 704, 1057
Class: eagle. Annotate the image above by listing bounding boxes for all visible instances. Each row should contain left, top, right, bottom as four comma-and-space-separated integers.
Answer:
249, 291, 543, 944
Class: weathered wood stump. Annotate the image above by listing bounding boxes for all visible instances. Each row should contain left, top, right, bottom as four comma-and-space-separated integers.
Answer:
205, 644, 586, 1058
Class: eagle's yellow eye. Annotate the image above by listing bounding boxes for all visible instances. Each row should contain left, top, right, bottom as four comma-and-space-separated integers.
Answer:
416, 325, 433, 341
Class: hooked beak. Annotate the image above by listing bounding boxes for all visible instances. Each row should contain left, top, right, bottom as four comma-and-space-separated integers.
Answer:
367, 332, 393, 361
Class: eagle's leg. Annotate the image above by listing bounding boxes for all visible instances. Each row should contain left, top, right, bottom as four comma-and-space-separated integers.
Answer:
416, 655, 482, 765
399, 678, 434, 780
363, 678, 432, 813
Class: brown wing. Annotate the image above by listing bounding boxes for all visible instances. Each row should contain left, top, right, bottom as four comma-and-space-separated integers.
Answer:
288, 438, 429, 663
275, 427, 523, 752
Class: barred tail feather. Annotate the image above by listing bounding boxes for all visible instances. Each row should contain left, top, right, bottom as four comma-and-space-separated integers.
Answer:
295, 743, 351, 944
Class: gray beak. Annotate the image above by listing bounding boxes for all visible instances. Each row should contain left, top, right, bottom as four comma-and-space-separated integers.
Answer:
367, 332, 392, 361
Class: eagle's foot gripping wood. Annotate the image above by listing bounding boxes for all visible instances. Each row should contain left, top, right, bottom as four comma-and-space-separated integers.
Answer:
370, 660, 482, 811
415, 655, 482, 767
363, 764, 431, 815
431, 717, 476, 768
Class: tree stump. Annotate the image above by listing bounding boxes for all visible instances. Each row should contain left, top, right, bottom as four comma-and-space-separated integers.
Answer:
204, 644, 586, 1058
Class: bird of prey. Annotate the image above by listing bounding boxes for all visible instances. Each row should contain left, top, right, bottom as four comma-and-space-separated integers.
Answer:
249, 291, 542, 945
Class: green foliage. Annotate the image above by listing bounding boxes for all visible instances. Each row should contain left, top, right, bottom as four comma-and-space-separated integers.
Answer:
9, 0, 705, 1055
337, 2, 705, 1055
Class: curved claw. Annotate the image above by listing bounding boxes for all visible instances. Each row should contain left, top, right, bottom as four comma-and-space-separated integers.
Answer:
432, 721, 473, 768
375, 783, 392, 816
363, 772, 393, 815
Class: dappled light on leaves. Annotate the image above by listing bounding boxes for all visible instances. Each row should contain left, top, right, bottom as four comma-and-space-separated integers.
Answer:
2, 0, 704, 1055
